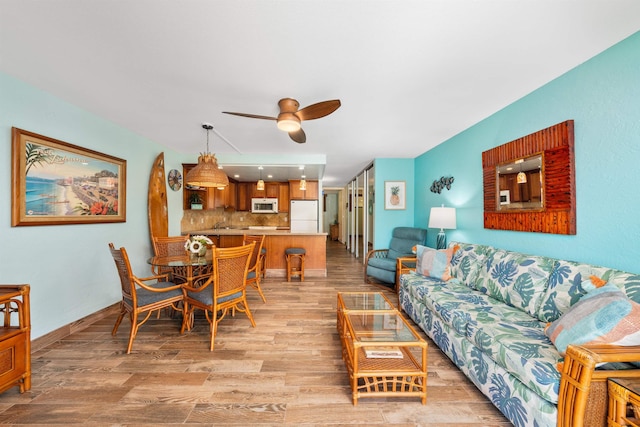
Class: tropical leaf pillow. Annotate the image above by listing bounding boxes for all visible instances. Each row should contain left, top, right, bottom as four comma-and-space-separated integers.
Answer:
415, 245, 457, 281
544, 276, 640, 354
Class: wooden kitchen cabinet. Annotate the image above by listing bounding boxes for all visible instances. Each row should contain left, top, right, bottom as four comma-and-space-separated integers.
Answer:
238, 181, 289, 212
237, 183, 251, 211
0, 285, 30, 395
289, 180, 319, 200
279, 183, 290, 212
251, 182, 266, 199
213, 182, 236, 209
265, 183, 279, 198
220, 235, 244, 248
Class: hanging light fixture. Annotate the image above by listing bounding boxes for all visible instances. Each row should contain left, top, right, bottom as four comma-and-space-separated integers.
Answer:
256, 166, 265, 191
185, 123, 229, 188
516, 160, 527, 184
299, 166, 307, 190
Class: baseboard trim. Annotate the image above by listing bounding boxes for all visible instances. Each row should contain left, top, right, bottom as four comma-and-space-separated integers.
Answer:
31, 303, 120, 352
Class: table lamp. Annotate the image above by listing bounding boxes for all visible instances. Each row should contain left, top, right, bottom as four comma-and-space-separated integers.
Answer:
428, 205, 457, 249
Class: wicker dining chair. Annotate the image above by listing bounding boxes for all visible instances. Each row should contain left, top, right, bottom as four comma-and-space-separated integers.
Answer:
180, 243, 255, 351
108, 243, 183, 354
151, 235, 190, 274
243, 234, 267, 303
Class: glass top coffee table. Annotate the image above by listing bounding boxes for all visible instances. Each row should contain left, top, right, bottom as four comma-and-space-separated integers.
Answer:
336, 292, 427, 405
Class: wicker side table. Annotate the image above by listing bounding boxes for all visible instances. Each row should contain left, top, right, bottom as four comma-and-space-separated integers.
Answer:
609, 378, 640, 427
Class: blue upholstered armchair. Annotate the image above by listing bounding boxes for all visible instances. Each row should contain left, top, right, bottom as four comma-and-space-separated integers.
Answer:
364, 227, 427, 288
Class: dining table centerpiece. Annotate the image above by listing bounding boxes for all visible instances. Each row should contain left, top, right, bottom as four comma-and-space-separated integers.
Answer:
185, 235, 214, 258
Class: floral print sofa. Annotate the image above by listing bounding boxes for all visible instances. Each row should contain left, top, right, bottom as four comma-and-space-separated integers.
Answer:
398, 242, 640, 427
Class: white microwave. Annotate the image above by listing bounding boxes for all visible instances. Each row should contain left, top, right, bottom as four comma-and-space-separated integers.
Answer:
251, 198, 278, 213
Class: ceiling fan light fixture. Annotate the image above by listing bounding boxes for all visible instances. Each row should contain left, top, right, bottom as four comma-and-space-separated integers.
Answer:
277, 113, 301, 132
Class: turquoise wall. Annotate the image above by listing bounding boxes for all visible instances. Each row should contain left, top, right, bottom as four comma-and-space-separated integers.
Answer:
413, 31, 640, 273
0, 72, 185, 338
373, 158, 414, 248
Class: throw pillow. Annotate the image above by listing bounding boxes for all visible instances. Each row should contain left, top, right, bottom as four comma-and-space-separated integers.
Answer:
544, 276, 640, 354
415, 245, 456, 281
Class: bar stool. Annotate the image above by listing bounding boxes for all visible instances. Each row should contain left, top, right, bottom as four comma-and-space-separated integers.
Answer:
285, 247, 306, 282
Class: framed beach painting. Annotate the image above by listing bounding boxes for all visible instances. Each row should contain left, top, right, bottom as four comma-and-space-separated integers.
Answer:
11, 127, 126, 226
384, 181, 406, 210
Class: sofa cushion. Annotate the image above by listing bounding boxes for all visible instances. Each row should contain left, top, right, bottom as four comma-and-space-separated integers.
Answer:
366, 258, 397, 284
366, 256, 396, 272
473, 249, 556, 318
415, 245, 455, 281
537, 260, 640, 322
545, 279, 640, 354
449, 242, 494, 289
466, 317, 561, 404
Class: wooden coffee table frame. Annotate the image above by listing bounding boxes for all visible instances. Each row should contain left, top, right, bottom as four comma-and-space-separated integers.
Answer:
337, 292, 427, 405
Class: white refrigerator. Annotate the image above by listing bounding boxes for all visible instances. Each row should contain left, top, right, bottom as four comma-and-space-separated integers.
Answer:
290, 200, 318, 233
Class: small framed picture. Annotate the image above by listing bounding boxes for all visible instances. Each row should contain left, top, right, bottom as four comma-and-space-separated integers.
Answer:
384, 181, 406, 210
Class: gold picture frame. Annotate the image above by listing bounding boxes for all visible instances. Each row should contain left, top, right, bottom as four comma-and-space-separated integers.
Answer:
11, 127, 127, 226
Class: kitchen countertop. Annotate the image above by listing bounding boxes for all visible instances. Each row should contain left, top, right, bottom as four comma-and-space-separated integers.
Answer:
187, 227, 327, 236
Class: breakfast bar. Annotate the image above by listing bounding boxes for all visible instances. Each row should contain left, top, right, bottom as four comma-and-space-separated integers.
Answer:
187, 227, 327, 278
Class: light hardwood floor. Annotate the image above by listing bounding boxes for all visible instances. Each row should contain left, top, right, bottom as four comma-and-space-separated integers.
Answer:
0, 240, 511, 426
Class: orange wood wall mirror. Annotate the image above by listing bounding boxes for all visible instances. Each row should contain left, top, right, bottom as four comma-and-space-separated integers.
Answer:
482, 120, 576, 235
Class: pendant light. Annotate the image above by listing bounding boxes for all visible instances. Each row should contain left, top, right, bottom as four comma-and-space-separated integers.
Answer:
516, 161, 527, 184
299, 173, 307, 191
256, 166, 265, 191
185, 123, 229, 188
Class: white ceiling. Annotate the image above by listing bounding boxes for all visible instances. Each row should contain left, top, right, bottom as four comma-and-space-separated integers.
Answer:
1, 1, 639, 186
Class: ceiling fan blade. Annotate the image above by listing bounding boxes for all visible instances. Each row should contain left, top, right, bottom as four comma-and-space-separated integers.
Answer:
222, 111, 277, 121
289, 128, 306, 144
296, 99, 341, 121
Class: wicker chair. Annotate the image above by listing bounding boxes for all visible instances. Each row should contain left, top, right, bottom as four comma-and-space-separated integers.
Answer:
151, 235, 189, 274
152, 235, 189, 257
558, 344, 640, 426
108, 243, 183, 354
243, 235, 267, 302
180, 243, 255, 351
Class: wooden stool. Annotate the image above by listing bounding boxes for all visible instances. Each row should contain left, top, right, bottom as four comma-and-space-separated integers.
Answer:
285, 247, 306, 282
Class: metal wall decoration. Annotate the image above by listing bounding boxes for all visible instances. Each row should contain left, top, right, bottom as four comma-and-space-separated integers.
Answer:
430, 176, 454, 194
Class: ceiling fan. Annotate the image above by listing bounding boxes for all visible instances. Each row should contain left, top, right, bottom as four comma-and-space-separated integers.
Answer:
222, 98, 341, 143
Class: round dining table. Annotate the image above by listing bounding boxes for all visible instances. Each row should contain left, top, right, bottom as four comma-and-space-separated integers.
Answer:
147, 254, 214, 289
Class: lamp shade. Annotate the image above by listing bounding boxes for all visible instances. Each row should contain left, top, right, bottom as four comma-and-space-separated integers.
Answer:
185, 153, 229, 188
517, 171, 527, 184
428, 206, 456, 230
186, 123, 229, 188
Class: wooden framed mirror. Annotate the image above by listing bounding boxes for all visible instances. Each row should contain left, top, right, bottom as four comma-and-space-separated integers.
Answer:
482, 120, 575, 234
